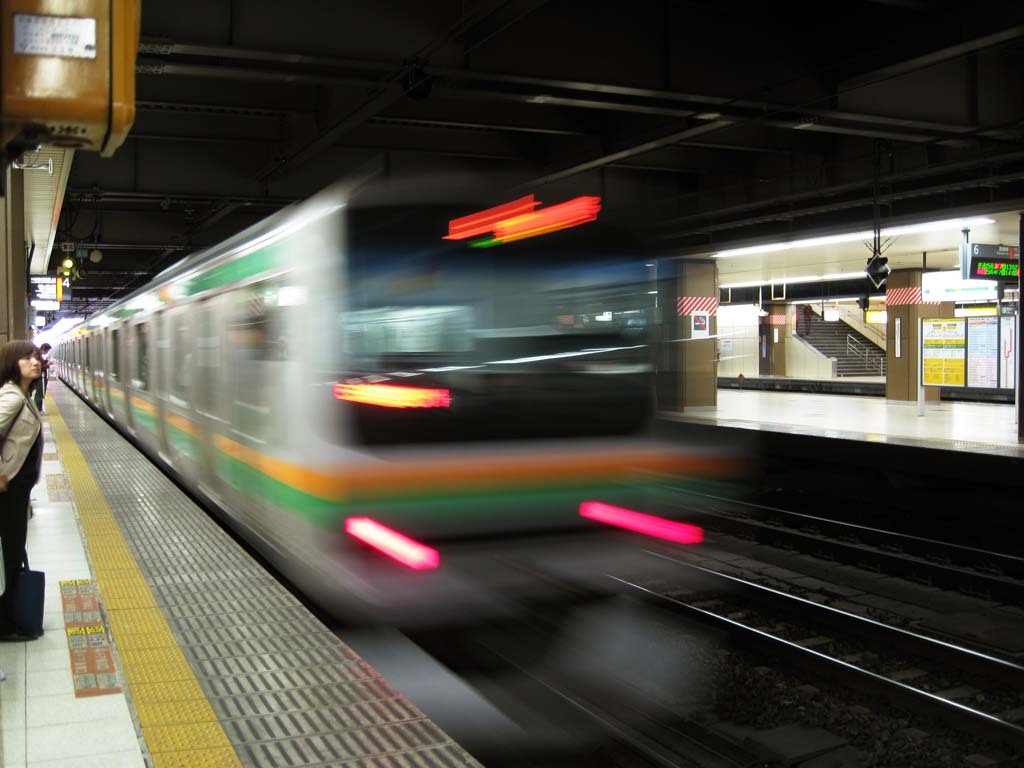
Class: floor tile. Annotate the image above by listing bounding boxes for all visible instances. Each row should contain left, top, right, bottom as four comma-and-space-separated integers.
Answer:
26, 692, 131, 727
24, 668, 73, 698
25, 644, 70, 675
2, 691, 26, 729
26, 717, 139, 762
2, 725, 27, 765
28, 748, 145, 768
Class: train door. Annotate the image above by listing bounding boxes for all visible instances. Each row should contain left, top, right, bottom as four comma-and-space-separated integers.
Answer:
128, 317, 160, 448
85, 334, 94, 399
109, 326, 127, 421
74, 339, 81, 390
98, 330, 111, 415
163, 306, 201, 481
217, 282, 279, 525
194, 297, 228, 497
122, 323, 135, 434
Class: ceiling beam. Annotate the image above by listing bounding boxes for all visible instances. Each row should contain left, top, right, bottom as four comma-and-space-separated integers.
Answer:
841, 23, 1024, 90
252, 0, 541, 181
521, 120, 735, 188
136, 39, 1003, 147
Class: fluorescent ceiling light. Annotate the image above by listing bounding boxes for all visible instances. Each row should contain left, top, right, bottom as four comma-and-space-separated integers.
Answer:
821, 271, 869, 280
713, 217, 995, 258
721, 270, 868, 289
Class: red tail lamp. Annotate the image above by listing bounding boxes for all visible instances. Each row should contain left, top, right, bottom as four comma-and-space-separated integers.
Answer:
443, 195, 541, 240
333, 383, 451, 409
579, 501, 704, 544
491, 196, 602, 244
345, 517, 440, 570
445, 194, 602, 247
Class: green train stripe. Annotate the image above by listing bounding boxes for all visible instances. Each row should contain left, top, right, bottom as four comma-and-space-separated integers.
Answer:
215, 452, 340, 527
185, 242, 286, 296
131, 405, 159, 435
167, 421, 199, 460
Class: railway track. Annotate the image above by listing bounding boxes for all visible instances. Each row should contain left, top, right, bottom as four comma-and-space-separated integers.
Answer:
655, 484, 1024, 612
620, 548, 1024, 755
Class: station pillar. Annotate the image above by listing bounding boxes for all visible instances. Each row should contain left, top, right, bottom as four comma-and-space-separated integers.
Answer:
762, 304, 788, 377
885, 269, 953, 401
674, 259, 718, 408
1, 167, 28, 344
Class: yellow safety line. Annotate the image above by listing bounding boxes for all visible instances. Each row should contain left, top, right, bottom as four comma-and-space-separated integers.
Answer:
47, 393, 243, 768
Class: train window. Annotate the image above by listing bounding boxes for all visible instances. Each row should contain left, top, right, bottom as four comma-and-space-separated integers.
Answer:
85, 335, 91, 370
94, 334, 105, 376
227, 282, 293, 362
344, 306, 474, 362
111, 329, 121, 382
133, 322, 150, 390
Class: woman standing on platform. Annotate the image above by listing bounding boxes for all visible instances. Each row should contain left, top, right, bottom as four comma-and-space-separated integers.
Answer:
0, 341, 43, 641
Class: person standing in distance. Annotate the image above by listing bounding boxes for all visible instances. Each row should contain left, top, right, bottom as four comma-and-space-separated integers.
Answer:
29, 342, 51, 413
0, 341, 44, 640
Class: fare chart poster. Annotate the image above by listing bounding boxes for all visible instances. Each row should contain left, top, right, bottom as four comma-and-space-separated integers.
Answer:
921, 318, 965, 387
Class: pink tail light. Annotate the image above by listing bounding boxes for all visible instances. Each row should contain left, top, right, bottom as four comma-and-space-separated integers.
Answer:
333, 383, 451, 408
579, 501, 704, 544
345, 517, 440, 570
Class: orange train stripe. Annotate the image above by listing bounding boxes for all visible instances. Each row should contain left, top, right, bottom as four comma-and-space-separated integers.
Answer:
166, 413, 202, 438
129, 396, 158, 416
124, 409, 743, 502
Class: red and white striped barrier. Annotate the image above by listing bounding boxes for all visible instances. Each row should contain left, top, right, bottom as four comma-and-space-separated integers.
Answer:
886, 286, 940, 306
677, 296, 718, 316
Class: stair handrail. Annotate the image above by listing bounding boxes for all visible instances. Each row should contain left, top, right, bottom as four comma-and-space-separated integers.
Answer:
846, 334, 884, 375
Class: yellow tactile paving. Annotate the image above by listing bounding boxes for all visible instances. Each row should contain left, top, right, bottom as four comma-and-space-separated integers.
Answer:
48, 398, 243, 768
137, 699, 221, 726
144, 722, 235, 753
130, 679, 209, 703
151, 747, 242, 768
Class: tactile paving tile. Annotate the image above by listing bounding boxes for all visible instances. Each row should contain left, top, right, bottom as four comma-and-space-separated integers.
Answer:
52, 383, 481, 768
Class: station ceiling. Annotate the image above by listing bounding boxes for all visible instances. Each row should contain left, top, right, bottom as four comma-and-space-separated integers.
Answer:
42, 0, 1024, 317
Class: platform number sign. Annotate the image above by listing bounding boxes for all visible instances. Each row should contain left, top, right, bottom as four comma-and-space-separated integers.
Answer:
968, 244, 1018, 281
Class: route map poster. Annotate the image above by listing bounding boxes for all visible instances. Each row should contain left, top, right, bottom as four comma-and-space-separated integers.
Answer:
1000, 315, 1016, 389
966, 316, 998, 388
921, 318, 965, 387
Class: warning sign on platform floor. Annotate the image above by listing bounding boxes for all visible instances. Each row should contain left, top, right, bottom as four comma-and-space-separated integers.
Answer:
60, 579, 123, 697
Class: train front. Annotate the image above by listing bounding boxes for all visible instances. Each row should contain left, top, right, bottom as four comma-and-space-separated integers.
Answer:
306, 192, 749, 625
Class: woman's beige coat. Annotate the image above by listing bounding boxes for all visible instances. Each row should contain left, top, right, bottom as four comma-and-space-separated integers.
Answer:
0, 381, 42, 483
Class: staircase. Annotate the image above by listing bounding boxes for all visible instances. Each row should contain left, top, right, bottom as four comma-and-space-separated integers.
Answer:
797, 312, 886, 376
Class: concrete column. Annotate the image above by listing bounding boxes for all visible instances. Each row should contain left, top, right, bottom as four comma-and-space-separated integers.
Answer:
1018, 213, 1022, 440
885, 269, 953, 401
1, 168, 28, 344
675, 259, 718, 408
768, 303, 787, 376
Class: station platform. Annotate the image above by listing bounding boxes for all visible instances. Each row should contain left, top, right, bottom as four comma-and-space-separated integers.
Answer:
1, 380, 480, 767
669, 389, 1024, 457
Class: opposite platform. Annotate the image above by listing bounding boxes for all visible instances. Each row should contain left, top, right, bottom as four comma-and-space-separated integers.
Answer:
2, 380, 481, 768
670, 389, 1024, 457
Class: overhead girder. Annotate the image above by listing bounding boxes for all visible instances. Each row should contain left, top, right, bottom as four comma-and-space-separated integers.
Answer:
656, 152, 1024, 247
134, 32, 1019, 159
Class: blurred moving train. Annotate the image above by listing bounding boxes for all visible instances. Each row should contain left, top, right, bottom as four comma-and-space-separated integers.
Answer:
53, 178, 746, 624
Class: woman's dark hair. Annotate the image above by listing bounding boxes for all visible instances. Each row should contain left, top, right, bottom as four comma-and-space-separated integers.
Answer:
0, 340, 38, 385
